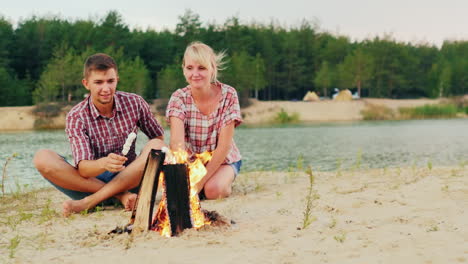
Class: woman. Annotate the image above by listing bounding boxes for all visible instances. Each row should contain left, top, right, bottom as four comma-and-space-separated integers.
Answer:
166, 41, 242, 200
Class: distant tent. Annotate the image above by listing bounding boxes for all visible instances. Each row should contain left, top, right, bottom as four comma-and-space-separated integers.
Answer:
333, 89, 353, 101
303, 91, 319, 102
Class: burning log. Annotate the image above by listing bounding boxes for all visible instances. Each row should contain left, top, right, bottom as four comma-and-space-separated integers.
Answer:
130, 149, 165, 234
112, 148, 228, 237
151, 164, 194, 236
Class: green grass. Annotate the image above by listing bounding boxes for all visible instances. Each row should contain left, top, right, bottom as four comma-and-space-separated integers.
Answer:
399, 104, 458, 119
362, 103, 461, 120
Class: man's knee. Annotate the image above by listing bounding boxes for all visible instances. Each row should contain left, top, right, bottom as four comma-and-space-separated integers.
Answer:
33, 149, 57, 173
144, 138, 165, 151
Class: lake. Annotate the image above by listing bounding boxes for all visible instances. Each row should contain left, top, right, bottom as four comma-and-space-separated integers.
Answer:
1, 119, 467, 193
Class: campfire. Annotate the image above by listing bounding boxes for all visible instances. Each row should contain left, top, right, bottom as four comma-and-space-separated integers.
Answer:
119, 148, 225, 237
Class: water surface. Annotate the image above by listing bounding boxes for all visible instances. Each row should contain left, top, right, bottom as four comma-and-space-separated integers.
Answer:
1, 119, 467, 193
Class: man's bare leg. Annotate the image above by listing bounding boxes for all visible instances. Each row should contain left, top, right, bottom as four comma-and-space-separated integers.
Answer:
34, 149, 106, 192
62, 191, 136, 217
61, 139, 165, 217
34, 149, 136, 215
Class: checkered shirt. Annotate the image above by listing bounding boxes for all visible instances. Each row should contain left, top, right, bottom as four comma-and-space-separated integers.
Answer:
166, 82, 242, 164
66, 91, 164, 167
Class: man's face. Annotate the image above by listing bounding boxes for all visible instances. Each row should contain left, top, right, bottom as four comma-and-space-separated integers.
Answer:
82, 68, 118, 107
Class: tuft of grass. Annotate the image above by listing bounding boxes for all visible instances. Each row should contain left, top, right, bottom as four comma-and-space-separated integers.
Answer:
296, 154, 304, 171
39, 199, 59, 224
8, 235, 21, 258
441, 185, 449, 192
334, 232, 346, 243
399, 104, 458, 119
336, 158, 343, 177
273, 108, 300, 124
354, 149, 362, 169
427, 159, 433, 171
1, 153, 18, 197
34, 231, 54, 251
301, 166, 318, 229
80, 209, 90, 216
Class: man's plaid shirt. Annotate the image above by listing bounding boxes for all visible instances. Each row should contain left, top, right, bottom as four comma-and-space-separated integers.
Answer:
66, 91, 164, 167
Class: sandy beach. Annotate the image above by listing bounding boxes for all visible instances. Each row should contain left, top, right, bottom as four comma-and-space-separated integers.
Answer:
1, 165, 467, 263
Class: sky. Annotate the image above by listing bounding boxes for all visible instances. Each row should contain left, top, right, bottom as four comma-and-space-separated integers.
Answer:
1, 0, 467, 47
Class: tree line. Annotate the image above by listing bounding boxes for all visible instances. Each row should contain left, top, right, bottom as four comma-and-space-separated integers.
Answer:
0, 10, 467, 107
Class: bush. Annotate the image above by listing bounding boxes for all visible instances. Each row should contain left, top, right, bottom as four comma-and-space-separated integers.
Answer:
361, 104, 395, 120
273, 108, 299, 124
32, 102, 64, 118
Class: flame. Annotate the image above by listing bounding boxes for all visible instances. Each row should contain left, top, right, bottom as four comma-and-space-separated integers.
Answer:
195, 151, 212, 164
151, 149, 212, 236
152, 172, 172, 237
173, 149, 189, 164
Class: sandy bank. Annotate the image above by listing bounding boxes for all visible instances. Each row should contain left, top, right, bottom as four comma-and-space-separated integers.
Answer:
241, 98, 442, 124
0, 106, 67, 131
0, 98, 446, 131
1, 166, 466, 263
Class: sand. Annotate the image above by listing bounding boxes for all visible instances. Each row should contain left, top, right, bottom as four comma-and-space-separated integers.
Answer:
1, 166, 467, 263
241, 98, 442, 124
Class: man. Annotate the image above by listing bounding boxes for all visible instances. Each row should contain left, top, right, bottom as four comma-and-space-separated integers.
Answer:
33, 53, 165, 217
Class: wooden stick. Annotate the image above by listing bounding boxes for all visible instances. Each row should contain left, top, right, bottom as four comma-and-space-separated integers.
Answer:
131, 149, 164, 235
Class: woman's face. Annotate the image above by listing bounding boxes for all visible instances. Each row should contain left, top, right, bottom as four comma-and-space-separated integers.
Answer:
183, 57, 213, 90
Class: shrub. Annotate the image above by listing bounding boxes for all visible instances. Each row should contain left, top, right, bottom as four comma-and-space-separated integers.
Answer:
361, 104, 395, 120
32, 102, 64, 118
273, 108, 299, 124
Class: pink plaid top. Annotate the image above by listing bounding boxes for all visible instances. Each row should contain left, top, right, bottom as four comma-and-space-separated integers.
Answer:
166, 82, 242, 164
66, 91, 164, 167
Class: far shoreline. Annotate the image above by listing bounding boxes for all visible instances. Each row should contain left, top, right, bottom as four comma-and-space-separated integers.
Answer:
0, 97, 466, 131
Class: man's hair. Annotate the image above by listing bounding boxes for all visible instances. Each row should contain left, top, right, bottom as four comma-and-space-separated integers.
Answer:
83, 53, 118, 79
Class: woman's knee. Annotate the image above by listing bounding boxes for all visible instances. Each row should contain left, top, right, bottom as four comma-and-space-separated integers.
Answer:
204, 181, 232, 199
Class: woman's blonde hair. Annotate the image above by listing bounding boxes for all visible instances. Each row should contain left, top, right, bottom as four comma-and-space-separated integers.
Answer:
182, 41, 226, 83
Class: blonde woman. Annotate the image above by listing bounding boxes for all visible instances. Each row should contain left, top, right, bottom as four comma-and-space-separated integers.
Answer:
166, 41, 242, 200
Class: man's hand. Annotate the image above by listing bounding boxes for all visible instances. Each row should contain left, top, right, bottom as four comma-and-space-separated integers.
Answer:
98, 153, 128, 173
